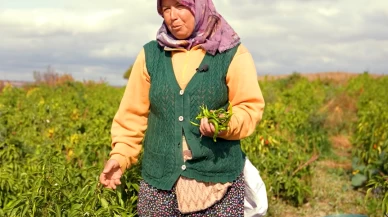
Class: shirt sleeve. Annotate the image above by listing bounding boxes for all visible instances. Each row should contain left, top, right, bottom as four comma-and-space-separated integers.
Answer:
109, 48, 150, 172
219, 44, 265, 140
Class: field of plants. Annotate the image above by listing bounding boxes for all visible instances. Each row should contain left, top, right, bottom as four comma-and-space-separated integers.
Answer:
0, 72, 387, 216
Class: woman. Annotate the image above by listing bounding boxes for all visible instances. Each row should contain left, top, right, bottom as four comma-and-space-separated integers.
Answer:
99, 0, 266, 216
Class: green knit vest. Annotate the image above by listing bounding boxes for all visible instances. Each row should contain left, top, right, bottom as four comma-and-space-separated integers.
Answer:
142, 40, 245, 190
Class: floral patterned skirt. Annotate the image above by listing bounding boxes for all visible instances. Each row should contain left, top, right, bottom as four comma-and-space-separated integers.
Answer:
137, 173, 244, 217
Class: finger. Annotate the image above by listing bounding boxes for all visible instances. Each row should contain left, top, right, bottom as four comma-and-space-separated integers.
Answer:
109, 179, 116, 189
102, 178, 112, 188
103, 160, 118, 174
99, 173, 108, 185
202, 118, 212, 134
209, 122, 215, 133
111, 180, 119, 190
114, 178, 121, 186
99, 174, 112, 188
200, 118, 206, 135
99, 173, 105, 183
201, 118, 210, 135
199, 127, 204, 135
103, 162, 114, 174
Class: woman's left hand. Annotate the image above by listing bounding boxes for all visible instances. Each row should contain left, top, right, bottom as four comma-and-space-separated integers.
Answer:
199, 117, 226, 138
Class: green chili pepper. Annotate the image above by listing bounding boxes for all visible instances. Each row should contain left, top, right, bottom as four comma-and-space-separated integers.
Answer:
191, 103, 233, 142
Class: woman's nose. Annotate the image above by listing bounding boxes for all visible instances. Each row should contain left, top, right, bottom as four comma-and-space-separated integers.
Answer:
170, 7, 178, 20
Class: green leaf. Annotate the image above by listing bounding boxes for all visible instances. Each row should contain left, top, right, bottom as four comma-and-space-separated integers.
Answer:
351, 174, 368, 187
100, 198, 109, 209
71, 203, 82, 211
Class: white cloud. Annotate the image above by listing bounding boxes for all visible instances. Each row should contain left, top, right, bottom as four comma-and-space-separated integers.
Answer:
0, 0, 387, 86
317, 8, 340, 17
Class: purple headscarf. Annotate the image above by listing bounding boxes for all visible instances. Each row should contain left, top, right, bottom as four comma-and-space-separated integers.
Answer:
156, 0, 240, 55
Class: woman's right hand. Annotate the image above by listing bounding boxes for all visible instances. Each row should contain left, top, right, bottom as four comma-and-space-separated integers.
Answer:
99, 159, 123, 189
199, 117, 227, 138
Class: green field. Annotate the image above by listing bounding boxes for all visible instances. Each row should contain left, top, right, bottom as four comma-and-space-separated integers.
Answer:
0, 72, 387, 216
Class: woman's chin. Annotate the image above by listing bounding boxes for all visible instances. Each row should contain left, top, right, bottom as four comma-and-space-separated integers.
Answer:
171, 31, 191, 40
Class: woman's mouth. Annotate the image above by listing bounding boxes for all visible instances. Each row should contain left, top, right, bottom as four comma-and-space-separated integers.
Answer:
172, 25, 182, 30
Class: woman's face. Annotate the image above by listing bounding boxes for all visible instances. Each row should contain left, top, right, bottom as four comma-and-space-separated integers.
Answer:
161, 0, 195, 40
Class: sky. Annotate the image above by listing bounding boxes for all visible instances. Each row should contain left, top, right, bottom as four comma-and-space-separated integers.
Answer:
1, 0, 387, 86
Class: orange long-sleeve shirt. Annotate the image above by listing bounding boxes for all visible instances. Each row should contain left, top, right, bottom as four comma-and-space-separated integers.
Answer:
109, 44, 265, 172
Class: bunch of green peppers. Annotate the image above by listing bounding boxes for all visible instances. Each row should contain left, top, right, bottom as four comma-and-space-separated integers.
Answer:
191, 104, 233, 142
